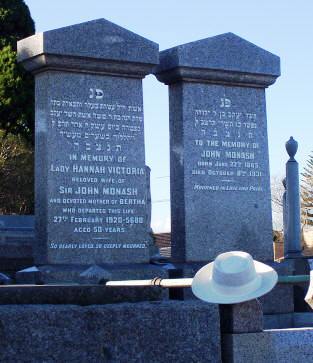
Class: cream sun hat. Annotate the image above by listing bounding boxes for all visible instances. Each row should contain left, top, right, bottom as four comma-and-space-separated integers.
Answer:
192, 251, 278, 304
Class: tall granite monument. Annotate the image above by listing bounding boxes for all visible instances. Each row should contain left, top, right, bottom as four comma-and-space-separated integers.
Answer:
155, 33, 280, 262
17, 19, 158, 265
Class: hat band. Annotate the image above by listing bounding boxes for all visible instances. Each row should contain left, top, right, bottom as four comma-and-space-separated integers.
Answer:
210, 274, 261, 296
212, 263, 257, 287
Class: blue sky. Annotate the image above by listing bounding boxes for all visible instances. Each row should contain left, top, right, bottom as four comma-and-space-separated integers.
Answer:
24, 0, 313, 231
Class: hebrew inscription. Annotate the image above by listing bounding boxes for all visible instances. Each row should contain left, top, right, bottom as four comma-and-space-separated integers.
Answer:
45, 81, 148, 253
190, 96, 266, 192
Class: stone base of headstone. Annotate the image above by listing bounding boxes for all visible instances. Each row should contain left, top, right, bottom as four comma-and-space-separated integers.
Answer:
223, 328, 313, 363
219, 300, 264, 362
0, 301, 220, 362
16, 266, 43, 284
272, 257, 312, 313
0, 284, 168, 305
263, 313, 294, 329
286, 257, 311, 312
293, 312, 313, 327
219, 299, 263, 334
259, 260, 295, 314
15, 263, 169, 285
79, 265, 112, 284
241, 311, 313, 330
219, 299, 313, 362
248, 259, 310, 314
0, 272, 13, 285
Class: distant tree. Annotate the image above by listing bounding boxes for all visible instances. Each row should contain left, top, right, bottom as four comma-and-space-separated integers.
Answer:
0, 0, 35, 144
271, 175, 284, 231
301, 152, 313, 227
0, 131, 34, 214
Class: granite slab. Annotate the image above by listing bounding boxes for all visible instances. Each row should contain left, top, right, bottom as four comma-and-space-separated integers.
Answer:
220, 299, 263, 333
154, 33, 280, 263
17, 19, 159, 265
0, 301, 221, 362
223, 328, 313, 363
0, 284, 167, 305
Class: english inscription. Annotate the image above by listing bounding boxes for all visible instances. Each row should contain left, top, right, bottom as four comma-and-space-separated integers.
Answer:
46, 78, 148, 252
190, 96, 265, 192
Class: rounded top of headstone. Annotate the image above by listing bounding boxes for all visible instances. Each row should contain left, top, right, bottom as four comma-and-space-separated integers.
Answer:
155, 32, 280, 86
17, 18, 159, 76
285, 136, 298, 161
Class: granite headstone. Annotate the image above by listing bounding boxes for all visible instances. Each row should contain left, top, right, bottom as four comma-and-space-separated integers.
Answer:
17, 19, 158, 265
155, 33, 280, 262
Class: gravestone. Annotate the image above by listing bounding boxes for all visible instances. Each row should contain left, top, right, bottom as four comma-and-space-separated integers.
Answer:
155, 33, 280, 262
17, 19, 158, 266
0, 215, 34, 272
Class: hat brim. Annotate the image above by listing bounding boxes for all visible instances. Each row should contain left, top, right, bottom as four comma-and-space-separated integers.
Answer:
191, 260, 278, 304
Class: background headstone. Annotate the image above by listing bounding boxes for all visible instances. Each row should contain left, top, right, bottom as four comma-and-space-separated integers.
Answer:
0, 215, 34, 272
155, 33, 280, 262
18, 19, 159, 265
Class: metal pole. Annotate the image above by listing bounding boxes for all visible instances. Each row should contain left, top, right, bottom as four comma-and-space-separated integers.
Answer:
105, 275, 309, 287
106, 277, 193, 288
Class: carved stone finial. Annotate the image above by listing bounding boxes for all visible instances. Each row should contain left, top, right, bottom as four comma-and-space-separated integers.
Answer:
286, 136, 298, 161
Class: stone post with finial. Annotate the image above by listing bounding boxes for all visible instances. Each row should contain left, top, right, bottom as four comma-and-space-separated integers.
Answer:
285, 136, 302, 256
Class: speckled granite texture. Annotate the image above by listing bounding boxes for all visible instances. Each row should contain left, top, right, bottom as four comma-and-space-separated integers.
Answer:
17, 19, 159, 265
223, 328, 313, 363
0, 301, 221, 363
154, 34, 280, 263
17, 18, 158, 66
220, 299, 263, 333
156, 33, 280, 81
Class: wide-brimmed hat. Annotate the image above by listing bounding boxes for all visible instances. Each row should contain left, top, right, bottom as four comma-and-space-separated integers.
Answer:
192, 251, 278, 304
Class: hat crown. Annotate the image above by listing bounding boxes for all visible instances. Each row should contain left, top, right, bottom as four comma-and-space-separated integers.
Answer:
192, 250, 278, 304
212, 251, 257, 287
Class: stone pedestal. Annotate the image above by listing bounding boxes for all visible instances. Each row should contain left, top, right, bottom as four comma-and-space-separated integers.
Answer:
223, 329, 313, 363
219, 299, 263, 334
155, 33, 280, 262
0, 302, 221, 363
15, 262, 169, 285
17, 19, 158, 268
